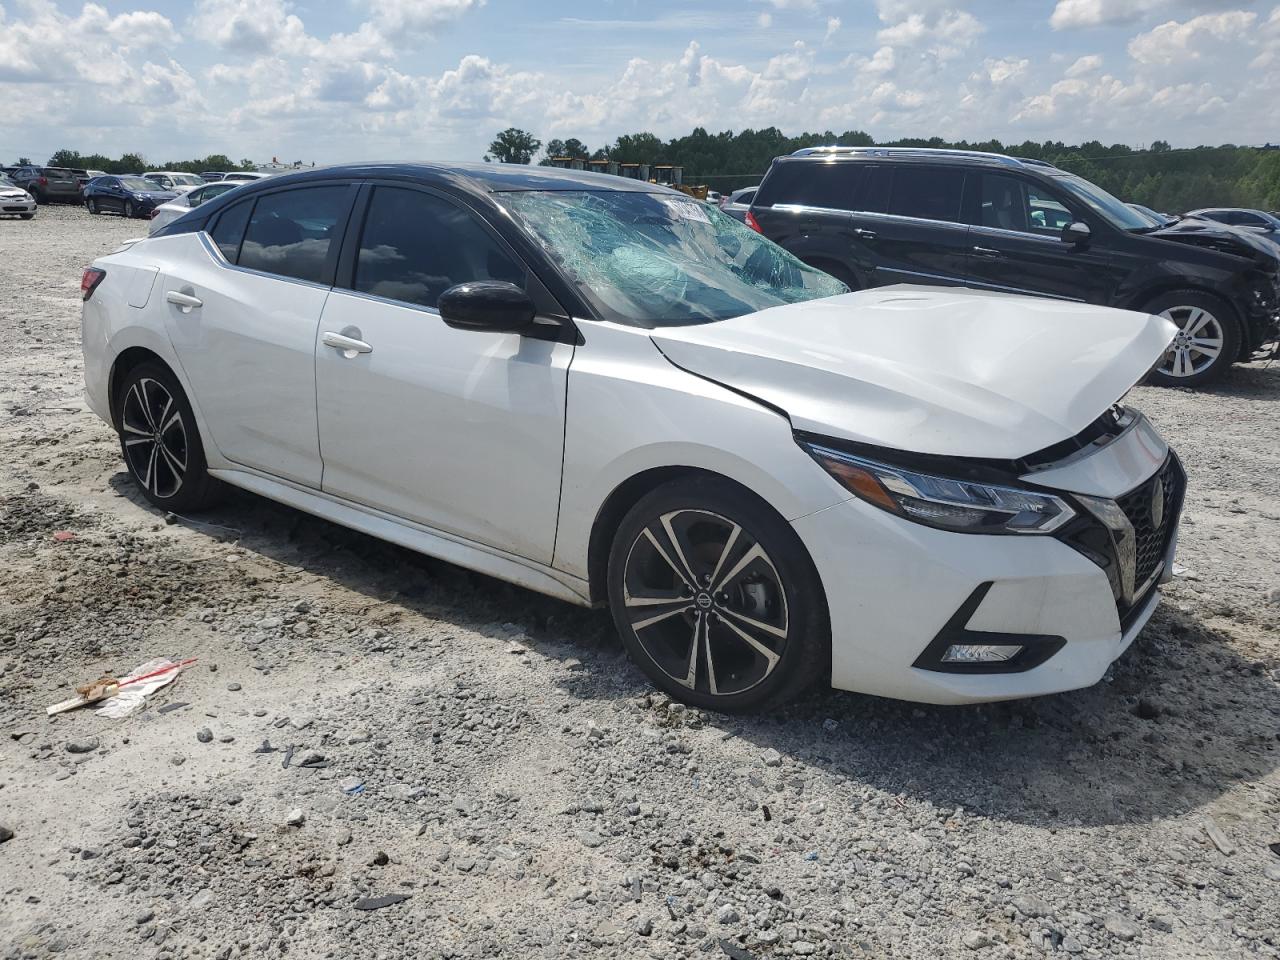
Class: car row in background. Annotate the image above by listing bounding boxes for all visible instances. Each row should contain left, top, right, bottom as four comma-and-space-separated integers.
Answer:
148, 179, 246, 232
1186, 207, 1280, 241
0, 171, 37, 219
720, 186, 757, 222
141, 171, 206, 193
746, 146, 1280, 386
199, 171, 270, 183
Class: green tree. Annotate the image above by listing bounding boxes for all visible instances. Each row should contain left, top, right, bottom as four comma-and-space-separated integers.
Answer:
16, 156, 31, 165
48, 149, 84, 167
485, 128, 541, 164
118, 152, 147, 173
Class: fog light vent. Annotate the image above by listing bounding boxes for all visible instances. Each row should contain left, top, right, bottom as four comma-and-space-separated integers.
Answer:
941, 643, 1023, 664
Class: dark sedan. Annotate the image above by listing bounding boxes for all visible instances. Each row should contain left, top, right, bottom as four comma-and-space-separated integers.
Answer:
83, 175, 178, 218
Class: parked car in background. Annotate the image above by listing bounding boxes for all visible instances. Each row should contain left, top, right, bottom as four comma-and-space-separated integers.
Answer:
749, 146, 1280, 386
148, 180, 245, 233
11, 165, 81, 203
1127, 202, 1171, 224
0, 172, 36, 219
142, 171, 206, 194
200, 172, 227, 182
721, 186, 758, 222
1185, 208, 1280, 239
83, 162, 1184, 712
83, 175, 178, 218
220, 171, 270, 182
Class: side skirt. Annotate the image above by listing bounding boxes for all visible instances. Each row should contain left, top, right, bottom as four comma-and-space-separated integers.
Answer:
208, 467, 594, 607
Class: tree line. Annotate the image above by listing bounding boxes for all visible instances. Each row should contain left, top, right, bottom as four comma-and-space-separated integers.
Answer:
486, 127, 1280, 213
13, 149, 257, 175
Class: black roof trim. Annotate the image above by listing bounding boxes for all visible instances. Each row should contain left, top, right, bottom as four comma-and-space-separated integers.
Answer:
218, 162, 683, 194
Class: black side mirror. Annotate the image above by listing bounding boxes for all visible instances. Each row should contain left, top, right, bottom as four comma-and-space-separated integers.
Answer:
438, 281, 536, 334
1062, 221, 1091, 245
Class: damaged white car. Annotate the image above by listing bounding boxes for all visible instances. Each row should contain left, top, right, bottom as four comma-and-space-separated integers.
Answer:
81, 163, 1185, 711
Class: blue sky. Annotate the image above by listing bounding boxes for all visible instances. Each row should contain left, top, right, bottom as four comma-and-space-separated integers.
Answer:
1, 0, 1276, 167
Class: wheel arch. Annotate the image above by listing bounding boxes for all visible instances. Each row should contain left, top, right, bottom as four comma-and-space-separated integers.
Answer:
585, 465, 826, 608
109, 346, 173, 427
1128, 282, 1248, 360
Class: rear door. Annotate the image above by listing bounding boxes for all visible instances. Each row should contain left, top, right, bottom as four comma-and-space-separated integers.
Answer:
314, 183, 572, 563
962, 172, 1124, 304
159, 183, 358, 487
853, 164, 972, 288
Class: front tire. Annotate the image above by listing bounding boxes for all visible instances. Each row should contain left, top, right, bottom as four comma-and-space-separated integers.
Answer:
20, 212, 34, 220
607, 476, 830, 713
87, 198, 99, 214
1144, 290, 1240, 387
124, 200, 135, 219
115, 362, 222, 512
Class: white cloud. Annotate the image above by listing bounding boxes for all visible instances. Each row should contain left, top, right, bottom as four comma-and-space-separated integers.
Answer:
1065, 53, 1104, 75
1127, 10, 1256, 64
824, 16, 841, 40
758, 12, 773, 28
363, 0, 484, 37
191, 0, 313, 56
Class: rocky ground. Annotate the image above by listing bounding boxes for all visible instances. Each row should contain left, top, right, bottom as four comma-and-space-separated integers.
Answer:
0, 204, 1278, 960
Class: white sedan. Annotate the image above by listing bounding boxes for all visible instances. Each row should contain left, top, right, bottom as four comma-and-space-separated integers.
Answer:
80, 163, 1184, 711
148, 180, 245, 234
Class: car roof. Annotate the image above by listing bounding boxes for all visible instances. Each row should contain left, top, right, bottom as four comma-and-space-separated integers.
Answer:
782, 146, 1061, 172
225, 161, 682, 195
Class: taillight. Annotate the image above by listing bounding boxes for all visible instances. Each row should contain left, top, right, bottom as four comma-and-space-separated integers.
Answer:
744, 210, 763, 233
81, 268, 106, 301
38, 176, 48, 186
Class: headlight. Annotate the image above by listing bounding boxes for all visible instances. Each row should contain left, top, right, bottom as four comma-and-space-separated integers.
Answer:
801, 441, 1075, 535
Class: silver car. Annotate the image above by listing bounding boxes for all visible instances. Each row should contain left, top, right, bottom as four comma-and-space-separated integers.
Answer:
0, 173, 36, 219
148, 180, 245, 233
720, 185, 758, 223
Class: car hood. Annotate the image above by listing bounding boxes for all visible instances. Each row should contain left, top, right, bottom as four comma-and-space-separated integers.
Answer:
1150, 217, 1280, 264
650, 286, 1176, 460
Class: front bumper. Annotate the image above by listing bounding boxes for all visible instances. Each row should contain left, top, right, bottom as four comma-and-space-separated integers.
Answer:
1, 196, 36, 214
792, 418, 1183, 705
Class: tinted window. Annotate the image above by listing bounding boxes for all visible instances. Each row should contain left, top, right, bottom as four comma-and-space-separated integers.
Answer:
887, 167, 964, 222
239, 186, 349, 284
755, 162, 863, 211
976, 174, 1069, 236
354, 187, 522, 309
210, 199, 252, 263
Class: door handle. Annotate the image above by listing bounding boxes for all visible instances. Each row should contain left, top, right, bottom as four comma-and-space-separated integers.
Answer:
972, 246, 1004, 257
165, 290, 202, 312
853, 228, 878, 240
322, 332, 373, 356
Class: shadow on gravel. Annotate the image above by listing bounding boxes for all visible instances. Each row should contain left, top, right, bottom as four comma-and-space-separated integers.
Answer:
108, 473, 1279, 830
1154, 359, 1280, 401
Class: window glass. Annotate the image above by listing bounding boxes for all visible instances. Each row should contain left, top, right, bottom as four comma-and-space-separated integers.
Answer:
354, 187, 523, 309
209, 199, 252, 263
887, 167, 964, 222
503, 190, 846, 326
754, 162, 861, 211
239, 186, 349, 284
978, 174, 1070, 236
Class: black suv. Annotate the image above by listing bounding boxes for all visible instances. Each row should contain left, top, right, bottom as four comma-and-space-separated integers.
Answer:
749, 147, 1280, 386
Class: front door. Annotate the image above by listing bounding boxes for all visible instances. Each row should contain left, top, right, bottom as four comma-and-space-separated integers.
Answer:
159, 184, 357, 487
315, 184, 571, 564
962, 172, 1123, 304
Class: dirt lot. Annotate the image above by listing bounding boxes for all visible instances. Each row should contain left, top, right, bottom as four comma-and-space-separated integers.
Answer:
1, 204, 1278, 960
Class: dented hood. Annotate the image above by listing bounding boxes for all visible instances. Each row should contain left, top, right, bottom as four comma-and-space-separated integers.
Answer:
652, 286, 1177, 460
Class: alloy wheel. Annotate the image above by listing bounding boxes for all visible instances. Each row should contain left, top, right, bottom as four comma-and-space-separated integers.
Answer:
124, 201, 135, 218
121, 377, 188, 499
1157, 305, 1224, 379
621, 509, 789, 696
87, 199, 97, 214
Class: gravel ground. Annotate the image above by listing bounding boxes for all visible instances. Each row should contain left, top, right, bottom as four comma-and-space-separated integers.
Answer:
1, 204, 1278, 960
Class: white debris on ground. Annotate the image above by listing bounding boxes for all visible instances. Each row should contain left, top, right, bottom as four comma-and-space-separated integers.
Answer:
1, 205, 1278, 959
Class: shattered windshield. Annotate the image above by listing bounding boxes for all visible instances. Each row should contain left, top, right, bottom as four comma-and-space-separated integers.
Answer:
501, 190, 847, 326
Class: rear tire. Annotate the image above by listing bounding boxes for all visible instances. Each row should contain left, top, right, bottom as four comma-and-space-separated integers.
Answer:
1144, 289, 1240, 387
607, 475, 830, 713
29, 188, 43, 204
87, 199, 99, 214
114, 362, 223, 513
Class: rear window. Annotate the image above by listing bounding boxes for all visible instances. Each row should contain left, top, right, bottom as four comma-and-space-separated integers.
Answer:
238, 186, 350, 284
755, 161, 864, 211
886, 167, 965, 222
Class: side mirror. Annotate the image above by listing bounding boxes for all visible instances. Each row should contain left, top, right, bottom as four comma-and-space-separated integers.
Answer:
438, 281, 535, 334
1062, 221, 1091, 245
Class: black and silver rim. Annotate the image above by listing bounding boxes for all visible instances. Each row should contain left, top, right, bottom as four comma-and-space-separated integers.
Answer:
622, 509, 788, 696
121, 378, 187, 499
125, 201, 134, 218
1157, 305, 1224, 378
